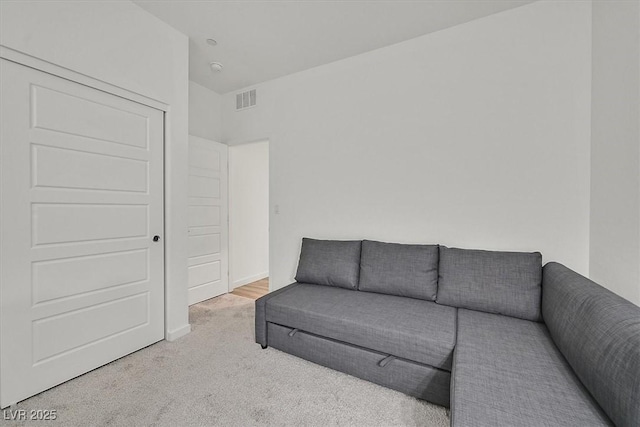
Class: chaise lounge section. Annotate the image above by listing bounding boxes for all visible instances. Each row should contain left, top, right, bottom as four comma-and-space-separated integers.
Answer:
452, 308, 611, 426
256, 238, 640, 426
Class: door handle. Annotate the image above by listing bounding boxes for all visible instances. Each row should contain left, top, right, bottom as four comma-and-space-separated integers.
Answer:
153, 235, 161, 242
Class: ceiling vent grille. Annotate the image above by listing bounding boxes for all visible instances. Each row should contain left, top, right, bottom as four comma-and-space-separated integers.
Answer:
236, 89, 256, 111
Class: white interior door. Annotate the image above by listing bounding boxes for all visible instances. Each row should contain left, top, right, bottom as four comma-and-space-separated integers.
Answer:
0, 59, 165, 407
188, 135, 229, 305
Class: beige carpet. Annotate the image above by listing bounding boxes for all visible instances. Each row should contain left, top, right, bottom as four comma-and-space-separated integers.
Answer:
4, 294, 449, 426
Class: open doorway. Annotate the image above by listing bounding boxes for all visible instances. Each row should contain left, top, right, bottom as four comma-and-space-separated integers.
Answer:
228, 140, 270, 300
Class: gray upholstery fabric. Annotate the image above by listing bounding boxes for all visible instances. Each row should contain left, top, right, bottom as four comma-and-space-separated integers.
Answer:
268, 322, 451, 407
437, 246, 543, 321
254, 283, 300, 346
451, 309, 612, 427
542, 262, 640, 427
294, 238, 362, 290
265, 283, 457, 370
359, 240, 439, 301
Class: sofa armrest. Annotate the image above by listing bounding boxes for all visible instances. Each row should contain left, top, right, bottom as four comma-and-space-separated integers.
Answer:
255, 282, 300, 346
542, 262, 640, 427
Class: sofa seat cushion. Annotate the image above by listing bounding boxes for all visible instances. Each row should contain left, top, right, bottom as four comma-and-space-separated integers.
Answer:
451, 309, 611, 427
265, 283, 457, 370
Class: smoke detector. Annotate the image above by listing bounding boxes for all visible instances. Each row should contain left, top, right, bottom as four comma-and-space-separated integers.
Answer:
210, 62, 223, 72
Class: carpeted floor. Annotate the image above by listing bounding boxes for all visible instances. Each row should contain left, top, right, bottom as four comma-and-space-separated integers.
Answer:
4, 294, 450, 426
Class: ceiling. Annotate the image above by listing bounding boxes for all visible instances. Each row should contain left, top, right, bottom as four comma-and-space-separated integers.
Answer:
134, 0, 536, 94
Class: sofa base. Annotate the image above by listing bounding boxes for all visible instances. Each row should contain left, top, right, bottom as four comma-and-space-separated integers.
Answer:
267, 322, 450, 407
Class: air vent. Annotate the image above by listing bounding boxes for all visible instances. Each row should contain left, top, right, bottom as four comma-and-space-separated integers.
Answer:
236, 89, 256, 111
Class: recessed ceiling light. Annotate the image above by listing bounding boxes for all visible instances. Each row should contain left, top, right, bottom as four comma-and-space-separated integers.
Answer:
210, 62, 223, 72
206, 38, 218, 46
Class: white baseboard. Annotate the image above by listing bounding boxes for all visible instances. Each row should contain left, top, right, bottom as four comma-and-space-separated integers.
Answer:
166, 324, 191, 342
230, 271, 269, 290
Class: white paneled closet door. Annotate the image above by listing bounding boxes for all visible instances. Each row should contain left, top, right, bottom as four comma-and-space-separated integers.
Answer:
0, 59, 165, 407
187, 135, 229, 305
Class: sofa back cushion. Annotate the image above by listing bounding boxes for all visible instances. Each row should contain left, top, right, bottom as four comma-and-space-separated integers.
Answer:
358, 240, 438, 301
437, 246, 543, 321
295, 238, 361, 290
542, 262, 640, 427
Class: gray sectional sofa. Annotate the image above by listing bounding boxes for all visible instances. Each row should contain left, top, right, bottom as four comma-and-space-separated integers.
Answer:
255, 238, 640, 426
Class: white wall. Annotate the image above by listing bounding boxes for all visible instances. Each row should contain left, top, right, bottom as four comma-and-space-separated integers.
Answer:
222, 1, 593, 291
0, 0, 192, 339
189, 81, 222, 142
590, 1, 640, 305
229, 141, 270, 289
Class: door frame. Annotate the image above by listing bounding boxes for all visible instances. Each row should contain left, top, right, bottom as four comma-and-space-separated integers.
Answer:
0, 46, 173, 347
